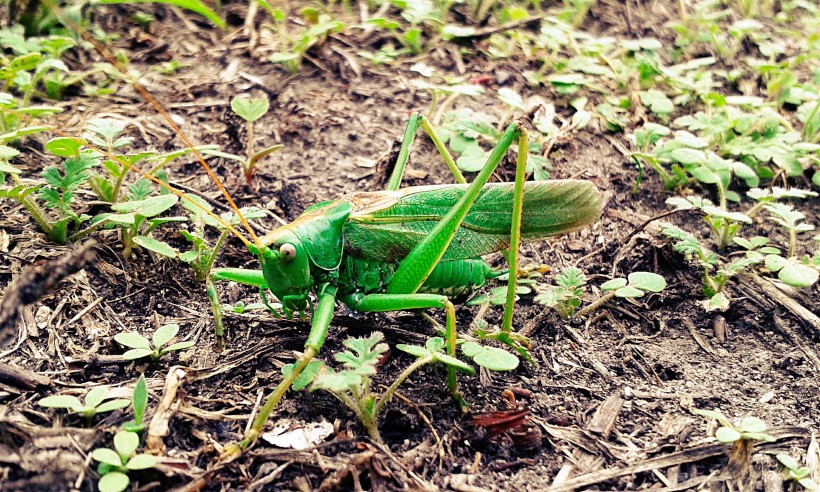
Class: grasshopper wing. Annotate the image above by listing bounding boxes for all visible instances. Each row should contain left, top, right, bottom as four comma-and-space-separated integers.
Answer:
343, 180, 602, 263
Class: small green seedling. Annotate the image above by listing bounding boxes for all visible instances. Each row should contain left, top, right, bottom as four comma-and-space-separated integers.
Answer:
660, 223, 761, 308
114, 324, 195, 361
228, 95, 284, 184
763, 203, 815, 258
694, 409, 775, 480
121, 374, 148, 433
39, 386, 130, 425
91, 193, 185, 258
777, 453, 820, 491
575, 272, 666, 317
91, 430, 157, 492
534, 267, 587, 319
693, 409, 775, 444
297, 333, 473, 442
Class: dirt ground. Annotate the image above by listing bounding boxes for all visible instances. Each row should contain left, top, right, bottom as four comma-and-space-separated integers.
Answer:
1, 1, 818, 491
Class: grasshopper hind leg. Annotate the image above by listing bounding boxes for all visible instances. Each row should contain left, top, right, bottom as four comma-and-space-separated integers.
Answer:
385, 113, 466, 191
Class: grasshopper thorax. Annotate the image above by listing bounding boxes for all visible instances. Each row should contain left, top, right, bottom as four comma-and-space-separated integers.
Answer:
250, 228, 311, 311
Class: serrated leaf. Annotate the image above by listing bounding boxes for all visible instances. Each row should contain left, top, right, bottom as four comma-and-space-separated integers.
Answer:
312, 371, 362, 393
114, 332, 150, 350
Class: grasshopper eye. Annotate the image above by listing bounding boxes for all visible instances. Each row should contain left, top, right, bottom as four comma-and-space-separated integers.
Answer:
279, 243, 296, 261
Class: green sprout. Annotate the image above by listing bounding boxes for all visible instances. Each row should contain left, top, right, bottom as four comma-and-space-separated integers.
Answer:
777, 453, 820, 492
534, 267, 587, 319
91, 430, 157, 492
121, 374, 148, 433
226, 95, 284, 184
39, 386, 130, 425
575, 272, 667, 317
763, 203, 815, 258
114, 323, 195, 361
291, 333, 473, 443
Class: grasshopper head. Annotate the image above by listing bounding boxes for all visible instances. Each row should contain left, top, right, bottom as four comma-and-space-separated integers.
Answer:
251, 229, 311, 312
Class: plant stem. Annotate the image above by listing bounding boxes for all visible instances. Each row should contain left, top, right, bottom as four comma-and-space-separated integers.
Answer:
374, 354, 433, 415
203, 229, 231, 280
788, 228, 796, 258
575, 291, 616, 318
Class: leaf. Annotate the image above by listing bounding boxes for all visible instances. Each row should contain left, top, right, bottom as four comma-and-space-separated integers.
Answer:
45, 137, 86, 157
614, 286, 644, 298
334, 333, 388, 372
312, 370, 362, 393
114, 332, 151, 350
112, 194, 178, 218
283, 359, 325, 391
396, 344, 430, 358
95, 0, 226, 28
601, 278, 627, 290
693, 408, 731, 426
628, 272, 666, 292
498, 88, 525, 110
231, 96, 269, 122
777, 453, 800, 471
704, 292, 730, 312
715, 426, 741, 443
152, 323, 179, 349
123, 348, 154, 360
125, 453, 157, 470
778, 263, 819, 288
132, 374, 148, 424
114, 431, 139, 460
432, 351, 475, 374
640, 89, 674, 115
85, 386, 109, 409
95, 399, 132, 414
92, 448, 124, 467
161, 340, 196, 354
738, 416, 767, 433
98, 471, 130, 492
133, 236, 178, 258
669, 148, 706, 165
39, 394, 83, 410
468, 345, 519, 371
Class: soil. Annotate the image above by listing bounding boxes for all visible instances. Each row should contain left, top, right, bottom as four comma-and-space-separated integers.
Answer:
1, 1, 818, 491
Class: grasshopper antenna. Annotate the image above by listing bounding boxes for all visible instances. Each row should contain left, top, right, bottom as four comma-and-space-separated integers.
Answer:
46, 1, 262, 248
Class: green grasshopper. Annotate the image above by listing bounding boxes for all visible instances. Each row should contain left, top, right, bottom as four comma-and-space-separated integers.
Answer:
205, 113, 603, 458
46, 5, 602, 460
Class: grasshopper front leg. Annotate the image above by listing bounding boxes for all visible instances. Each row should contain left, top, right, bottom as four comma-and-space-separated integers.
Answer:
220, 283, 338, 461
